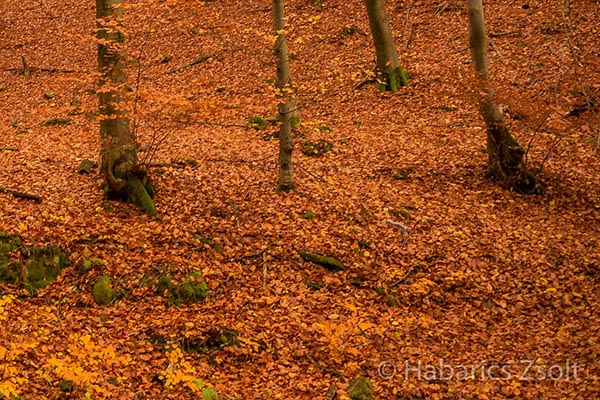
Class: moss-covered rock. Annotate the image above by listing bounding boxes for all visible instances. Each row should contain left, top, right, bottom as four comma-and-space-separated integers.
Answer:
92, 275, 115, 306
57, 379, 73, 392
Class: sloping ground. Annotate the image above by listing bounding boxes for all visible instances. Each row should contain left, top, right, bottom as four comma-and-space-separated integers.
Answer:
0, 0, 598, 399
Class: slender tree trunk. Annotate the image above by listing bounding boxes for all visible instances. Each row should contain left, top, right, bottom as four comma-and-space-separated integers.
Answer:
273, 0, 295, 191
364, 0, 408, 91
467, 0, 536, 193
97, 0, 156, 215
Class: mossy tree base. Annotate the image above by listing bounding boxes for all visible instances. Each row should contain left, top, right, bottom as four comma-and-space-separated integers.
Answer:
126, 176, 157, 216
482, 99, 538, 194
377, 66, 409, 92
102, 147, 157, 216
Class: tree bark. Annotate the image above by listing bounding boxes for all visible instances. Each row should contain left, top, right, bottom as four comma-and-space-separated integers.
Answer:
467, 0, 536, 193
273, 0, 295, 191
365, 0, 408, 91
97, 0, 156, 215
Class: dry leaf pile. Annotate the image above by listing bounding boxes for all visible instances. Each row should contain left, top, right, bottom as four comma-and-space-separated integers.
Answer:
0, 0, 598, 399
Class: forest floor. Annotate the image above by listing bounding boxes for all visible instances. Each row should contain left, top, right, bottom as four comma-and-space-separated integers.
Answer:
0, 0, 599, 399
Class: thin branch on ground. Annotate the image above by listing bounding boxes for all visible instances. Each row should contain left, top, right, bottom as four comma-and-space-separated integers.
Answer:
168, 54, 213, 74
295, 162, 330, 184
353, 64, 376, 90
5, 56, 81, 74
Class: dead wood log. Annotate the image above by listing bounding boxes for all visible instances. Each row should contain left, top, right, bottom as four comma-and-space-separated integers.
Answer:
0, 186, 42, 202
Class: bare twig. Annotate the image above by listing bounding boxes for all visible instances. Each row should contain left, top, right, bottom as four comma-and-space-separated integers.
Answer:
539, 126, 578, 173
353, 62, 376, 90
524, 112, 552, 168
434, 2, 449, 16
295, 162, 330, 183
488, 31, 521, 38
391, 268, 415, 287
449, 35, 467, 53
131, 33, 151, 140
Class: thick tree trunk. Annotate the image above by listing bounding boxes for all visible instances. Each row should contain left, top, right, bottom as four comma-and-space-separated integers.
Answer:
273, 0, 295, 191
364, 0, 408, 91
467, 0, 536, 193
97, 0, 156, 215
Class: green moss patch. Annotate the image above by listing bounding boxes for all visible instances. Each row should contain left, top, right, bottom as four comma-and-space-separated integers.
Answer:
0, 232, 69, 295
347, 377, 376, 400
302, 139, 333, 157
298, 250, 345, 272
155, 271, 209, 306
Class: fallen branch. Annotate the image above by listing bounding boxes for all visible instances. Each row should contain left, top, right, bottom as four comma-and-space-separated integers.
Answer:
4, 56, 81, 74
298, 250, 346, 272
294, 162, 329, 183
193, 121, 247, 128
4, 66, 81, 74
0, 186, 42, 202
386, 219, 410, 233
305, 354, 345, 378
353, 65, 376, 90
168, 54, 213, 74
488, 30, 522, 38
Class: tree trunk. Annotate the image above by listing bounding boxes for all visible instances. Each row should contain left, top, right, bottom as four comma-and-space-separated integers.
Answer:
273, 0, 295, 191
364, 0, 408, 91
467, 0, 536, 193
97, 0, 156, 215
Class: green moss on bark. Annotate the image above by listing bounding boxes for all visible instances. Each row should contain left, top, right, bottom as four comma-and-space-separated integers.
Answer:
378, 67, 409, 92
126, 177, 157, 216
